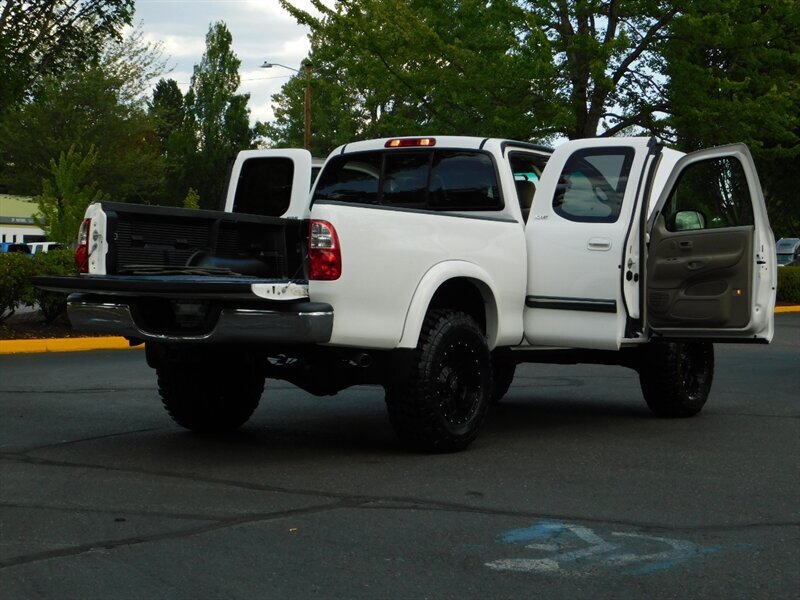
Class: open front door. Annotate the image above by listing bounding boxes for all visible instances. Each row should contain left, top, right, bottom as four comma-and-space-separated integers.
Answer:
646, 144, 776, 342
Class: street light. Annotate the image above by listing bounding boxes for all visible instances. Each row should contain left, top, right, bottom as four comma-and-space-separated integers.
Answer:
261, 60, 312, 151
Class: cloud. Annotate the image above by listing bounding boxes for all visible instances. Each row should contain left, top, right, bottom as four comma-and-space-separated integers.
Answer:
132, 0, 334, 124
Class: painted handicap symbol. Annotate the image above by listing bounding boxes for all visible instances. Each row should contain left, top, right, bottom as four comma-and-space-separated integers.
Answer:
486, 520, 748, 576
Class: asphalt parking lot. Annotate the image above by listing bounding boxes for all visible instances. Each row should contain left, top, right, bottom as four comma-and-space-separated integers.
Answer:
1, 314, 798, 599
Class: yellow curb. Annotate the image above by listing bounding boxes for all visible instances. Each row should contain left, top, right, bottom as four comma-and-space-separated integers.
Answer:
775, 305, 800, 313
0, 337, 139, 355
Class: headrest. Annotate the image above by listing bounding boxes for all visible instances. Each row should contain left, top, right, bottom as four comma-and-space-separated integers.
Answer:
515, 179, 536, 208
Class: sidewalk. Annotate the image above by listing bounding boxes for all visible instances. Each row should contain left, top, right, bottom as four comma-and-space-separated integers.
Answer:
1, 305, 798, 355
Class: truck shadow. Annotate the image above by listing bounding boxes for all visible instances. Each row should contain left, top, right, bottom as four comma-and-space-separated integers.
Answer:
136, 390, 656, 464
490, 395, 651, 422
31, 383, 670, 473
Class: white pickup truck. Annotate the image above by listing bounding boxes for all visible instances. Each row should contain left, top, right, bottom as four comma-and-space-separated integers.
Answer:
36, 136, 777, 452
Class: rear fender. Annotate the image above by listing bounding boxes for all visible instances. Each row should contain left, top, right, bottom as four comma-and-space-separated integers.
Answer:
398, 261, 500, 349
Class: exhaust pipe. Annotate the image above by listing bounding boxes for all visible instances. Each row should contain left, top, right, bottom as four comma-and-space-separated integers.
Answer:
349, 352, 373, 368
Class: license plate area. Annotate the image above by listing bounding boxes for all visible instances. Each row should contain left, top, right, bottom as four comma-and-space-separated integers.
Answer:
132, 298, 221, 335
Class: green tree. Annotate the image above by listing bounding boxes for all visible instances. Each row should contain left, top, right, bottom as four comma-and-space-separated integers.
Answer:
181, 21, 255, 209
150, 78, 185, 150
275, 0, 687, 147
35, 145, 109, 244
150, 78, 191, 206
0, 0, 134, 114
0, 25, 166, 203
665, 0, 800, 237
273, 0, 555, 152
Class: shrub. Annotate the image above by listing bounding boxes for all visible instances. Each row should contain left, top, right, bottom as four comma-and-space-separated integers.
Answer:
777, 266, 800, 304
183, 187, 200, 209
30, 248, 78, 323
0, 252, 35, 321
0, 248, 78, 323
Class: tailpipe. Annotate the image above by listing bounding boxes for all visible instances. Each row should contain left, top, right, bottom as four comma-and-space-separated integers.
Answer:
348, 352, 373, 368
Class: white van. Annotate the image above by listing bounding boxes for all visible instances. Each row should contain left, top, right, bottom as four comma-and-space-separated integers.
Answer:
776, 238, 800, 266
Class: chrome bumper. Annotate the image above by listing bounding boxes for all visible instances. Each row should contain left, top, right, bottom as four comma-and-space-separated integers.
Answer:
67, 300, 333, 344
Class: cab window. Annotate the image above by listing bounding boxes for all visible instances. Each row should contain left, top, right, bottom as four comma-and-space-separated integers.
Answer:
313, 154, 382, 204
428, 151, 500, 210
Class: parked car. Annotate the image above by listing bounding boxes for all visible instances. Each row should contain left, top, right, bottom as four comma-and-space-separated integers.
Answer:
0, 242, 31, 254
776, 237, 800, 267
28, 241, 65, 255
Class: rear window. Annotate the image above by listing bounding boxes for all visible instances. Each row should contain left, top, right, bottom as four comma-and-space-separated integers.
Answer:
313, 149, 501, 211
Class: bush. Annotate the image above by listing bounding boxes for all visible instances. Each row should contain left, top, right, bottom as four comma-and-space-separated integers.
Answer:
0, 252, 35, 321
30, 248, 78, 322
0, 248, 77, 323
777, 266, 800, 304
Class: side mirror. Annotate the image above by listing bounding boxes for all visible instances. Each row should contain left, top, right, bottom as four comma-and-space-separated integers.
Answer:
672, 210, 706, 231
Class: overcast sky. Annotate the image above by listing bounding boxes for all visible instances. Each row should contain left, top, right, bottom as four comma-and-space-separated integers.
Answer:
131, 0, 334, 124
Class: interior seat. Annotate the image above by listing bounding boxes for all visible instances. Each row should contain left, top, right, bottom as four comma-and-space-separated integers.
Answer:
515, 179, 536, 223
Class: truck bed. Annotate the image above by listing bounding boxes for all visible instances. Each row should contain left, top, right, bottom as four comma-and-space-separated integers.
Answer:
97, 202, 306, 279
30, 202, 328, 344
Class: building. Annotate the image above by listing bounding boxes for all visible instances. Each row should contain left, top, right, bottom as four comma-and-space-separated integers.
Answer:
0, 195, 47, 244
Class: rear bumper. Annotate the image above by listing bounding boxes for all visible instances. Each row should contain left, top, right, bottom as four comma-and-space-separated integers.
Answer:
67, 298, 333, 344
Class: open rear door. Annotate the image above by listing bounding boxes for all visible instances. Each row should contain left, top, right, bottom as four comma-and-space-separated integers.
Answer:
222, 149, 314, 218
646, 144, 776, 342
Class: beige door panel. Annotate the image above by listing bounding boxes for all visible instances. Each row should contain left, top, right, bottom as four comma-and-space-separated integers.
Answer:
647, 215, 753, 328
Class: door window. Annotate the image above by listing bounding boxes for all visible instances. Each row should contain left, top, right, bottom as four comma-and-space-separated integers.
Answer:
552, 149, 634, 223
661, 157, 754, 232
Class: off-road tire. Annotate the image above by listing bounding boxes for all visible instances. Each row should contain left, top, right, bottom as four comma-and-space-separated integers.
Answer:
385, 310, 492, 453
638, 341, 714, 418
157, 366, 264, 432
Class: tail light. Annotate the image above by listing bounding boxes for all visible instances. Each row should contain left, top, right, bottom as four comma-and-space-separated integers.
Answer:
75, 218, 91, 273
308, 220, 341, 280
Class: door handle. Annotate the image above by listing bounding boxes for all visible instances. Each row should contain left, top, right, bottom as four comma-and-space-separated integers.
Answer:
678, 240, 693, 249
588, 237, 612, 251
